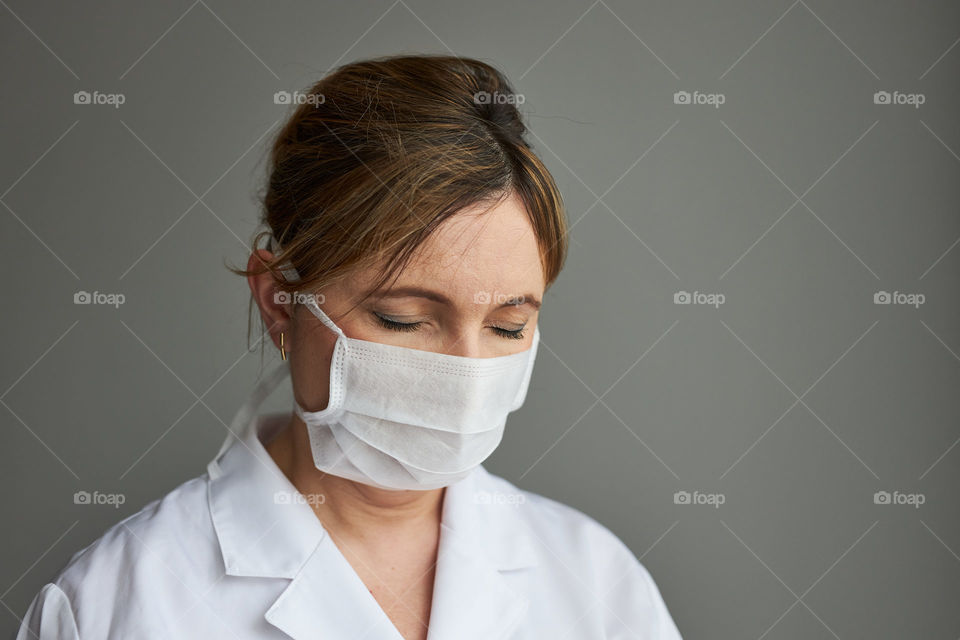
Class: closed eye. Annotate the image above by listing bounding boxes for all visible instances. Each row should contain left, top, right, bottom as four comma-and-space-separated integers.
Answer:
373, 313, 421, 333
373, 312, 525, 340
492, 326, 525, 340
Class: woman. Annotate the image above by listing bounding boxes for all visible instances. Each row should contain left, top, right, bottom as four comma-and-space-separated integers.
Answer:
18, 55, 682, 639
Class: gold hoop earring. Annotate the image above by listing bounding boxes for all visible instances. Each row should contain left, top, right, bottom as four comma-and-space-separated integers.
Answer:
279, 331, 286, 361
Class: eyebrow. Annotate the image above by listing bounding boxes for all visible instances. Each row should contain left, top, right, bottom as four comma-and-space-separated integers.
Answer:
374, 286, 542, 310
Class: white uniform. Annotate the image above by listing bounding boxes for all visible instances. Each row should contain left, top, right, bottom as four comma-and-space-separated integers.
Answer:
17, 407, 682, 639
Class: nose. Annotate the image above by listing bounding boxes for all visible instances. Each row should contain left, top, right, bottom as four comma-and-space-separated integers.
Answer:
441, 330, 483, 359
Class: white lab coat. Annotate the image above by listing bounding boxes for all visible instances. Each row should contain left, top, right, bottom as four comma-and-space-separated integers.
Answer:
17, 407, 682, 639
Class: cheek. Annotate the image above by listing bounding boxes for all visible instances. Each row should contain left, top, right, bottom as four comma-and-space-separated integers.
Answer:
289, 321, 338, 412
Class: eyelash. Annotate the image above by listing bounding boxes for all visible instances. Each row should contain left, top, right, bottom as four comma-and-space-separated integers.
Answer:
373, 313, 525, 340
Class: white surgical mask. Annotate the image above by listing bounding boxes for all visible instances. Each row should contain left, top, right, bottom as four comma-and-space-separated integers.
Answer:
294, 295, 539, 491
269, 242, 540, 491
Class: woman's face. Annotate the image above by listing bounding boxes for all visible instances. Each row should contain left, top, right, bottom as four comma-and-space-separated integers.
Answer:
261, 191, 546, 413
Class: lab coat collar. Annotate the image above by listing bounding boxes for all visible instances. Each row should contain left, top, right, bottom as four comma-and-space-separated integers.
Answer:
207, 367, 540, 638
207, 411, 326, 579
439, 463, 540, 571
424, 465, 539, 638
257, 462, 540, 640
208, 416, 541, 580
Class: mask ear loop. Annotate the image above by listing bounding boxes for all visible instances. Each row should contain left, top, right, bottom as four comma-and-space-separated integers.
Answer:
510, 323, 540, 411
269, 236, 346, 340
301, 296, 346, 339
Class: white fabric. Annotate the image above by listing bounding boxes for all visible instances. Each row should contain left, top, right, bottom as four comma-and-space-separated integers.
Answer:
16, 380, 683, 639
293, 294, 539, 490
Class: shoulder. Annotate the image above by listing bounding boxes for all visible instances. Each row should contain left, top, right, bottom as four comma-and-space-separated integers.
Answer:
24, 474, 215, 638
59, 474, 213, 588
473, 467, 683, 638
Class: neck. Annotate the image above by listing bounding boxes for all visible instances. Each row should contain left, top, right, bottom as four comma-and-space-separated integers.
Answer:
265, 414, 445, 540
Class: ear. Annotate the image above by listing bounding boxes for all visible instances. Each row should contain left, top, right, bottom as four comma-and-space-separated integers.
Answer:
247, 249, 293, 351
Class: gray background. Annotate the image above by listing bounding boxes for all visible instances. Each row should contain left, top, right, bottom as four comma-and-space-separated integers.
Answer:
2, 1, 959, 638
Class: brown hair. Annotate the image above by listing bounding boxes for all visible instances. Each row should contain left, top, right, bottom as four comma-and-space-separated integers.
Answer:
230, 54, 568, 344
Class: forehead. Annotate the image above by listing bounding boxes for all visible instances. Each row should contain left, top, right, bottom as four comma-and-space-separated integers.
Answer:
399, 192, 546, 295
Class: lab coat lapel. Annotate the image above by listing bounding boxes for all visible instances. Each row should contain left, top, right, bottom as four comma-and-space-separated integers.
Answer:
426, 532, 529, 640
208, 412, 325, 580
211, 411, 405, 639
262, 466, 541, 640
209, 397, 540, 639
425, 467, 539, 640
265, 534, 405, 640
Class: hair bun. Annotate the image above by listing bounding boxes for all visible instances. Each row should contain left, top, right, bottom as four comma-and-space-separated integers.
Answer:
475, 97, 526, 143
